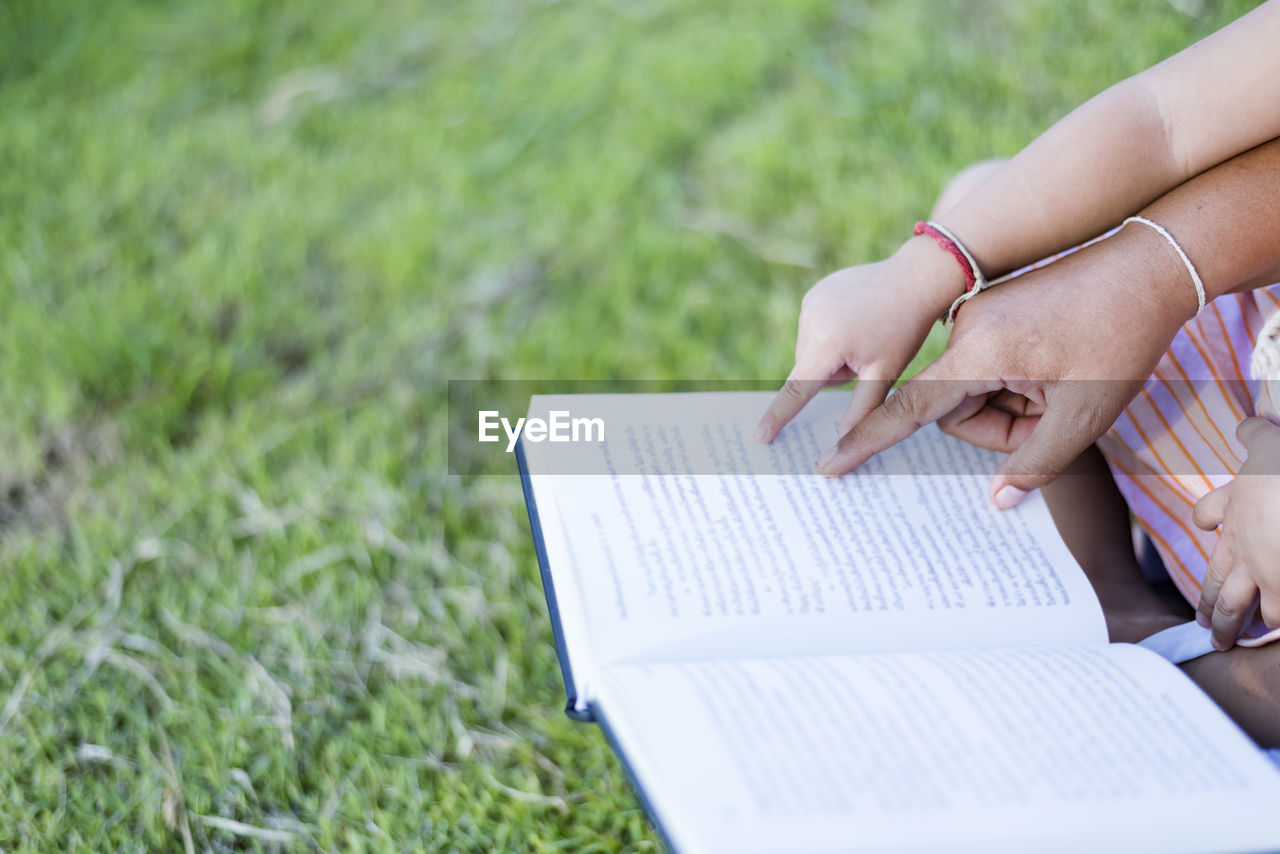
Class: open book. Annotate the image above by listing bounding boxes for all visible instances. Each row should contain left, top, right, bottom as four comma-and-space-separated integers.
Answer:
516, 391, 1280, 854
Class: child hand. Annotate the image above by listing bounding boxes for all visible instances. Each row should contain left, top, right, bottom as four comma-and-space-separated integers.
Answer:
1192, 416, 1280, 650
755, 240, 963, 443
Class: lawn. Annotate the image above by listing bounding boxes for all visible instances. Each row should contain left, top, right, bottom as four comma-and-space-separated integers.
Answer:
0, 0, 1258, 850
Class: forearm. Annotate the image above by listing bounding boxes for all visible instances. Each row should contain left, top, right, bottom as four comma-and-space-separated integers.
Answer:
1138, 136, 1280, 307
902, 1, 1280, 317
1051, 135, 1280, 329
940, 79, 1183, 281
910, 130, 1280, 336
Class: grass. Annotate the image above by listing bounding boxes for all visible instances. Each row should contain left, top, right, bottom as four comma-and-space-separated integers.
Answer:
0, 0, 1259, 849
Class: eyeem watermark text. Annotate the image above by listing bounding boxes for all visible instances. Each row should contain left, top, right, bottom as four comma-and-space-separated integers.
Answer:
478, 410, 605, 452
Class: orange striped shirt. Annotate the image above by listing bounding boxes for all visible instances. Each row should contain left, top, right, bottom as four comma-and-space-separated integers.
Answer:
1096, 285, 1280, 646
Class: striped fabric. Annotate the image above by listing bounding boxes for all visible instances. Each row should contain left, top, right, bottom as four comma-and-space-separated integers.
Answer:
1095, 285, 1280, 646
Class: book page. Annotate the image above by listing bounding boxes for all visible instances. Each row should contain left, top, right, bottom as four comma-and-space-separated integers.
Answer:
523, 392, 1106, 669
595, 645, 1280, 854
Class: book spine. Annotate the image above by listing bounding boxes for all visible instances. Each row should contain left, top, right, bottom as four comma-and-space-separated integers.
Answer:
516, 440, 595, 722
590, 701, 681, 853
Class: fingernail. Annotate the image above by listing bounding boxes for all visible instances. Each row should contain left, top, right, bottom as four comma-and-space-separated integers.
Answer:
1212, 637, 1228, 652
1196, 611, 1210, 628
754, 422, 771, 443
993, 485, 1027, 510
815, 448, 836, 472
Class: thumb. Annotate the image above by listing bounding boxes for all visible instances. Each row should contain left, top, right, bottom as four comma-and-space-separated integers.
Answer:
1192, 483, 1230, 531
1238, 415, 1280, 452
817, 359, 994, 476
988, 396, 1098, 509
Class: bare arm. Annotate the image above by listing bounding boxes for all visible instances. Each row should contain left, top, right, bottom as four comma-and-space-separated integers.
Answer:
914, 0, 1280, 315
1138, 137, 1280, 305
759, 3, 1280, 444
819, 135, 1280, 490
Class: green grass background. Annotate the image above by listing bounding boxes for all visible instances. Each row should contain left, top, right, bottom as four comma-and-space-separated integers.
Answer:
0, 0, 1259, 849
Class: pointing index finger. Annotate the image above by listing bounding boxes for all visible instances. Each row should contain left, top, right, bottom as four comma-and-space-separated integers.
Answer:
756, 364, 828, 443
816, 367, 992, 476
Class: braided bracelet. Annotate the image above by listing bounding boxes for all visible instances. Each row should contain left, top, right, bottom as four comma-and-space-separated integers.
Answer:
1120, 216, 1206, 316
912, 220, 990, 324
917, 215, 1208, 323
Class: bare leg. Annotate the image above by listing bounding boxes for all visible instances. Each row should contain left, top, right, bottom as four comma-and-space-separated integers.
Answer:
1182, 643, 1280, 746
1043, 445, 1280, 746
935, 168, 1186, 639
934, 163, 1280, 744
1042, 444, 1190, 642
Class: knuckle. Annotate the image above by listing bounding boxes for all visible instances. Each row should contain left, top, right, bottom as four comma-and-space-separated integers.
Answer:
1007, 452, 1060, 481
1206, 546, 1231, 580
1204, 562, 1225, 585
1214, 594, 1239, 620
884, 384, 917, 420
782, 378, 806, 402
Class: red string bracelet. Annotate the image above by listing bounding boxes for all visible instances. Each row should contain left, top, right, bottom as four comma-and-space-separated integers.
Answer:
912, 220, 989, 324
914, 221, 976, 292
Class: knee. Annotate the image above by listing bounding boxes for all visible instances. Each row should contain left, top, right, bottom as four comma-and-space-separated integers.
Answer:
931, 158, 1008, 219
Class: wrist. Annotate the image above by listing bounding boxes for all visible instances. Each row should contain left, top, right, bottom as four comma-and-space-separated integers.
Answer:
889, 234, 972, 318
1106, 221, 1202, 331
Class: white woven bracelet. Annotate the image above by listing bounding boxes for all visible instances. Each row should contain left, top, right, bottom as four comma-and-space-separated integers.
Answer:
923, 220, 988, 293
1121, 216, 1206, 316
919, 220, 991, 326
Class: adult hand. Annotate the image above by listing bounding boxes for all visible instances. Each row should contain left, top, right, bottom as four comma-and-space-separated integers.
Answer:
755, 239, 964, 443
813, 223, 1198, 507
1192, 416, 1280, 650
